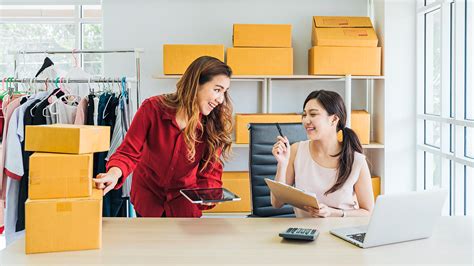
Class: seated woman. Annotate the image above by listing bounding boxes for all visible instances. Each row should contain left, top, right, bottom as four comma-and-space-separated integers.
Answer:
271, 90, 374, 218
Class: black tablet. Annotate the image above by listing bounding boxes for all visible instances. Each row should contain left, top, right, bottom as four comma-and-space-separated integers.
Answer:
180, 188, 241, 204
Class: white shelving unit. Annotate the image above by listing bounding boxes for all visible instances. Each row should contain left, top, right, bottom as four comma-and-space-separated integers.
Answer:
153, 74, 385, 150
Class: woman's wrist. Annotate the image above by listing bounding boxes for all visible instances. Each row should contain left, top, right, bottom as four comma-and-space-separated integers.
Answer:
108, 167, 123, 180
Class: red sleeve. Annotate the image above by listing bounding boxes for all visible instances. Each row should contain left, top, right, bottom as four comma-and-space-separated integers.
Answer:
106, 98, 153, 189
196, 149, 223, 210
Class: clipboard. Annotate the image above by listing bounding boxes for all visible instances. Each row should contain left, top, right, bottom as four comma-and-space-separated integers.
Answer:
265, 178, 320, 210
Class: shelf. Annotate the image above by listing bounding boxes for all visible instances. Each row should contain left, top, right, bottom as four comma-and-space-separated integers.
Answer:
153, 74, 385, 81
232, 142, 384, 149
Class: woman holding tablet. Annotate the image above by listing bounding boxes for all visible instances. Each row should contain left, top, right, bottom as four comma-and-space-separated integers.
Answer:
271, 90, 374, 218
93, 56, 233, 217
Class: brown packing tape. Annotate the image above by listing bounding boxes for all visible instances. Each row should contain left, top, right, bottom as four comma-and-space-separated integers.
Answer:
324, 18, 349, 26
80, 169, 89, 183
29, 171, 40, 185
343, 29, 369, 37
57, 202, 72, 212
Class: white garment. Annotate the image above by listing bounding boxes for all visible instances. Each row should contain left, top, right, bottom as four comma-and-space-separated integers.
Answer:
48, 96, 78, 124
4, 178, 23, 245
293, 140, 367, 218
4, 91, 48, 178
93, 97, 99, 125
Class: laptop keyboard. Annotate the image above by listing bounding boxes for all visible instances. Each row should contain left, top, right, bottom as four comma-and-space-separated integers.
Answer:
348, 233, 366, 243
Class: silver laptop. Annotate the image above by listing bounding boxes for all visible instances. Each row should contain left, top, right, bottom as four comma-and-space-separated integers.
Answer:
330, 189, 447, 248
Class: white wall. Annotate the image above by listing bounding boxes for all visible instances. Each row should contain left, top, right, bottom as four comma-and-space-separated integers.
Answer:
102, 0, 372, 171
373, 0, 417, 193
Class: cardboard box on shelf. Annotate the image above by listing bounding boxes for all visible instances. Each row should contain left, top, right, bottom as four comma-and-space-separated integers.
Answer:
233, 24, 292, 48
226, 47, 293, 75
235, 113, 302, 144
372, 176, 381, 199
25, 189, 102, 254
312, 16, 373, 28
313, 27, 378, 47
308, 46, 381, 76
351, 110, 370, 145
163, 44, 225, 75
336, 110, 371, 145
25, 124, 110, 154
29, 153, 93, 200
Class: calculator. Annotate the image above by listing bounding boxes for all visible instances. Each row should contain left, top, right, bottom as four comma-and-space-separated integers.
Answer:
279, 227, 319, 241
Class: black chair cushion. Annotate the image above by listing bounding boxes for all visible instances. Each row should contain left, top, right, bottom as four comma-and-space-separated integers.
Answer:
248, 123, 307, 217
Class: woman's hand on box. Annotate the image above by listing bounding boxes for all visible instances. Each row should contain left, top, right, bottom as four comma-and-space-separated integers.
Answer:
93, 167, 122, 195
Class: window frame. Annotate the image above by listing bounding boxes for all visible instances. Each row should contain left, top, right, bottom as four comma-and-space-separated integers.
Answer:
416, 0, 473, 216
0, 4, 102, 74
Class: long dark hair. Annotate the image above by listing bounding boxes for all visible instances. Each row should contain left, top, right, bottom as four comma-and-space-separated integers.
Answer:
303, 90, 363, 195
162, 56, 233, 171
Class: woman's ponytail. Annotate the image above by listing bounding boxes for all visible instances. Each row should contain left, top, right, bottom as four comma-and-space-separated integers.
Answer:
325, 126, 363, 195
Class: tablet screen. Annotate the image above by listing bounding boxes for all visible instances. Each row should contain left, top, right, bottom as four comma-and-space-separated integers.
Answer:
180, 188, 240, 203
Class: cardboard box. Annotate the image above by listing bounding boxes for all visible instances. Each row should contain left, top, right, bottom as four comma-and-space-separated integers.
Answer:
372, 176, 381, 199
25, 189, 102, 254
226, 48, 293, 75
163, 44, 225, 75
233, 24, 292, 48
336, 110, 371, 145
29, 153, 93, 200
313, 28, 378, 47
313, 16, 373, 28
235, 113, 302, 144
204, 172, 251, 213
351, 110, 370, 145
308, 46, 381, 76
25, 124, 110, 154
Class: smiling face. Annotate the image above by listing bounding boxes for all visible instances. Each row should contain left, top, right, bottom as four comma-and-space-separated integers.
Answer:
196, 74, 231, 116
302, 99, 339, 140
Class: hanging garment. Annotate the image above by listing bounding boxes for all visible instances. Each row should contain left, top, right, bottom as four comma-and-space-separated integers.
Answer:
4, 92, 49, 180
47, 95, 78, 124
34, 57, 54, 78
15, 98, 42, 232
31, 88, 65, 125
0, 96, 22, 200
95, 93, 123, 217
106, 90, 133, 198
74, 97, 88, 125
86, 94, 95, 125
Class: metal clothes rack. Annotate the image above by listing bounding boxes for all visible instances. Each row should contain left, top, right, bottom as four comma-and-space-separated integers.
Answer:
10, 49, 143, 110
8, 49, 144, 218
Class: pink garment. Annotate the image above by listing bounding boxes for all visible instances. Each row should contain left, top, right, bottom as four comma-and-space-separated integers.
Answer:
0, 96, 22, 201
73, 97, 88, 125
292, 140, 368, 218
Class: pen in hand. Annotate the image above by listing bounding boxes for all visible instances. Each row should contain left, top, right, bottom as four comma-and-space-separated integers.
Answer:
276, 123, 288, 147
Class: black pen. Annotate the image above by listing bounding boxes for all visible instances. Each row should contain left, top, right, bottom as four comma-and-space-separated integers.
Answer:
276, 123, 288, 147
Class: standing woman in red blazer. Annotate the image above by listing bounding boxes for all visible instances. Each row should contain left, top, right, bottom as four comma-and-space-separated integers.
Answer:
93, 56, 233, 217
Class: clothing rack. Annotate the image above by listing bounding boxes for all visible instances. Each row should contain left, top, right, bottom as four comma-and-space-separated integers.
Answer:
10, 49, 143, 111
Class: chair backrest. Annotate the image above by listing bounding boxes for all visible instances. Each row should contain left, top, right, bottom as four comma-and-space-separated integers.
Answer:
248, 123, 307, 217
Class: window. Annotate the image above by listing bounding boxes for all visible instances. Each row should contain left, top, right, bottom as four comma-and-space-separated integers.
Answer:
424, 8, 441, 116
417, 0, 474, 216
0, 5, 103, 78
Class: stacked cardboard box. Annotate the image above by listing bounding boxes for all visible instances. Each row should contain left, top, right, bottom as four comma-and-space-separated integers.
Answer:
163, 44, 225, 75
235, 113, 302, 144
24, 124, 110, 254
309, 16, 381, 76
227, 24, 293, 75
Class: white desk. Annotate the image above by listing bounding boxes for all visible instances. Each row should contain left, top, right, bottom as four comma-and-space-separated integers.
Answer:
0, 217, 472, 265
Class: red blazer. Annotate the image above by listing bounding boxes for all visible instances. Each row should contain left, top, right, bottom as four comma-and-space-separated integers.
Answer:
107, 95, 222, 217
